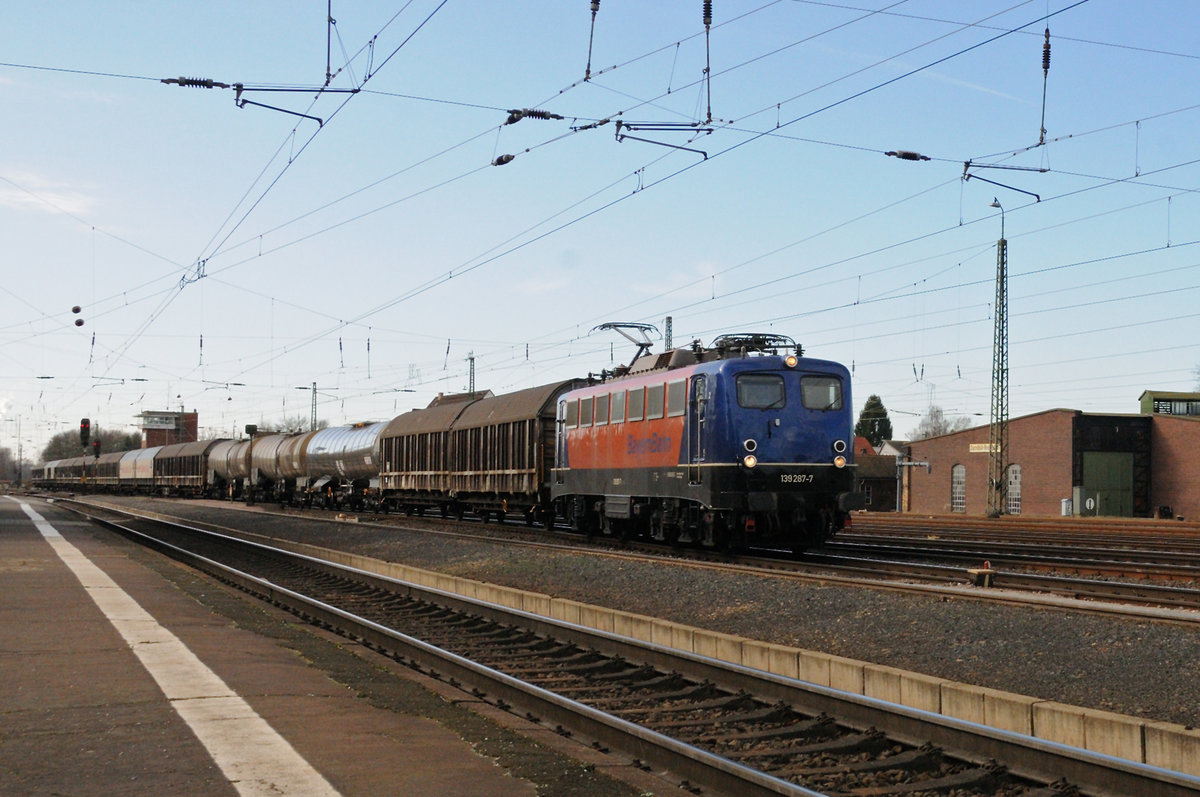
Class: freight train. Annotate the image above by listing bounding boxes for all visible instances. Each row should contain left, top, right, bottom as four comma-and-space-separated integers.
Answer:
33, 334, 862, 550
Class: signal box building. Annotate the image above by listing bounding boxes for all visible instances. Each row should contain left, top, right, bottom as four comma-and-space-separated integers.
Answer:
900, 406, 1200, 521
137, 411, 198, 447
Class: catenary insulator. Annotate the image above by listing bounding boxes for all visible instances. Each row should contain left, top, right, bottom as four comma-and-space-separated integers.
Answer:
162, 76, 230, 89
703, 0, 712, 26
1042, 28, 1051, 75
493, 154, 515, 166
591, 0, 599, 12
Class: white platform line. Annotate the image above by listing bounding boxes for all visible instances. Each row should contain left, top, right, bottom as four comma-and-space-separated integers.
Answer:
11, 497, 340, 797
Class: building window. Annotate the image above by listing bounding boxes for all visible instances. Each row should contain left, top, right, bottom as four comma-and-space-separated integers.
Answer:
951, 464, 966, 513
1006, 464, 1022, 515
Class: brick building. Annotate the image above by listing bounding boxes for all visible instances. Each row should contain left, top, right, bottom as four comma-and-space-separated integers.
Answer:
901, 408, 1199, 520
137, 411, 198, 447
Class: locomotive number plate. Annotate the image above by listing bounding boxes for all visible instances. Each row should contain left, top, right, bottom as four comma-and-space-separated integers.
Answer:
780, 473, 815, 484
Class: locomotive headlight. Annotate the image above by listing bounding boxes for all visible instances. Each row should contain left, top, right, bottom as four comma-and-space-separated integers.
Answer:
832, 439, 847, 454
743, 438, 757, 453
784, 354, 798, 368
833, 455, 847, 468
743, 454, 758, 469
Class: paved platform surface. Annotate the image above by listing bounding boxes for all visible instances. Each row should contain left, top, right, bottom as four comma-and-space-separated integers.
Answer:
0, 495, 565, 796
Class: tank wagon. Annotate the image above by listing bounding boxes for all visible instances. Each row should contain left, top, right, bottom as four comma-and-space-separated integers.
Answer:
551, 334, 862, 551
305, 422, 387, 508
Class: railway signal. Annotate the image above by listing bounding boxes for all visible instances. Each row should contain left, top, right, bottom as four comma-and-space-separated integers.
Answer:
80, 418, 90, 448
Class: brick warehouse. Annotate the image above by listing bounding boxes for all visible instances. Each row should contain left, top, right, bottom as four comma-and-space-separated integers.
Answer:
900, 409, 1200, 520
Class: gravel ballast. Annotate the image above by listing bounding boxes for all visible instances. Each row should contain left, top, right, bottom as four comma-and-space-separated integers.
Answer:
96, 497, 1200, 729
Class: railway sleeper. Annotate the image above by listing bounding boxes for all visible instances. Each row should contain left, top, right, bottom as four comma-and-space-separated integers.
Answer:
500, 652, 608, 677
606, 672, 693, 693
650, 702, 797, 731
824, 761, 1007, 795
734, 728, 889, 759
585, 664, 665, 684
486, 640, 576, 659
588, 681, 726, 711
695, 714, 833, 743
454, 625, 529, 642
776, 744, 941, 777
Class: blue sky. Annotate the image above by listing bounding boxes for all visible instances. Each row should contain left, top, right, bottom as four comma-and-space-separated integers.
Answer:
3, 1, 1198, 456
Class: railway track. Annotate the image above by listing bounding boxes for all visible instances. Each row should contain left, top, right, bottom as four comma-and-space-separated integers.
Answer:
61, 493, 1200, 623
65, 500, 1200, 797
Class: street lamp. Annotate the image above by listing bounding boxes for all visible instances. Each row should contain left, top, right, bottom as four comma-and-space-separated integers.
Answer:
989, 197, 1005, 238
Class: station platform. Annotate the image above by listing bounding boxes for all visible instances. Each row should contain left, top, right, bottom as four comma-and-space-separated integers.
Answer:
0, 495, 547, 796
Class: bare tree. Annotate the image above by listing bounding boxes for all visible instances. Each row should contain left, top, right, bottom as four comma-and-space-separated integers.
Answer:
909, 405, 974, 440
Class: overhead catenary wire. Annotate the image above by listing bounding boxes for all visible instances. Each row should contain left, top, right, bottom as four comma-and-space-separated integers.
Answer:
11, 1, 1199, 445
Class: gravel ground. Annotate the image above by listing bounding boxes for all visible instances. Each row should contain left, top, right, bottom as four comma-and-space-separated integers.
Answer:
98, 496, 1200, 729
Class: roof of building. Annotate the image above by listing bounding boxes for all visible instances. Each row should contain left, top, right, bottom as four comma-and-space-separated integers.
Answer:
1139, 390, 1200, 400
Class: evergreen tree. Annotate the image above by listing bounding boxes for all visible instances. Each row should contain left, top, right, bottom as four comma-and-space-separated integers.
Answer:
854, 394, 893, 448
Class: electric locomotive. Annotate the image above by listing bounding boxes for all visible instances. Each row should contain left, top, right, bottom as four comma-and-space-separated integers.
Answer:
552, 333, 862, 552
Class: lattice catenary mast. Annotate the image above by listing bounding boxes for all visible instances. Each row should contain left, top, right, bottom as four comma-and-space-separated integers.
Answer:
986, 201, 1009, 516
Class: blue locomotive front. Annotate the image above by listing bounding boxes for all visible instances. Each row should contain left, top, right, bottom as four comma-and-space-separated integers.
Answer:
692, 348, 860, 548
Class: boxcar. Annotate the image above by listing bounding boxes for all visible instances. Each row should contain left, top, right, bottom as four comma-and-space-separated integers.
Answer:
154, 440, 226, 496
380, 380, 582, 522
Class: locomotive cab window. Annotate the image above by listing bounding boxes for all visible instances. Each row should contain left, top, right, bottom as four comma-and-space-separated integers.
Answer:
646, 383, 665, 419
564, 399, 579, 428
737, 374, 786, 409
580, 396, 594, 427
800, 375, 843, 411
628, 386, 645, 421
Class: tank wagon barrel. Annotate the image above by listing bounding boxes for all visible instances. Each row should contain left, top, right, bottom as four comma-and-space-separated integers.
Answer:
302, 422, 387, 509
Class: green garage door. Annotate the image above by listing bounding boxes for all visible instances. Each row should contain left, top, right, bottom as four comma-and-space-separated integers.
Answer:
1078, 451, 1134, 517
